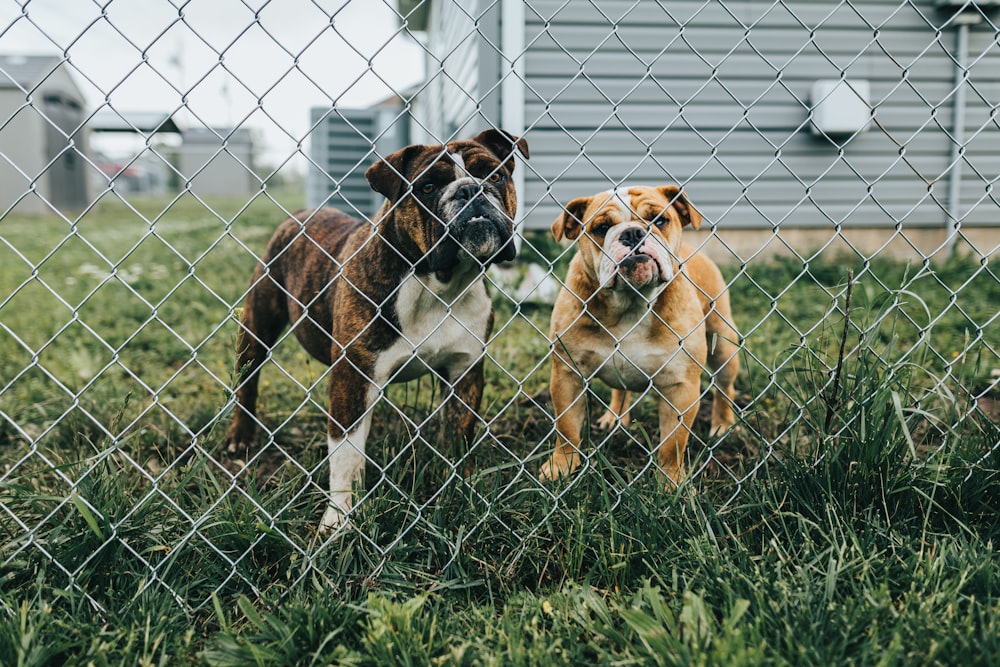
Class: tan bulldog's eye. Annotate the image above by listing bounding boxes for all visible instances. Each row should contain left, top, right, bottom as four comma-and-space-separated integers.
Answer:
649, 208, 673, 227
592, 222, 611, 237
488, 172, 504, 184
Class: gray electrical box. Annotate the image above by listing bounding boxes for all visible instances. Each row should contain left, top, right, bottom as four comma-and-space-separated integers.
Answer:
809, 79, 871, 137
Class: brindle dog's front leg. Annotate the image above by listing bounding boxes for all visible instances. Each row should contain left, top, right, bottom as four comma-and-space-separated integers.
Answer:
321, 349, 376, 533
440, 358, 485, 471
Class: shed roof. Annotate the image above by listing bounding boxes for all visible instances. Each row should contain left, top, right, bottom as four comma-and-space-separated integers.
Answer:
89, 108, 182, 134
0, 54, 63, 90
181, 126, 253, 145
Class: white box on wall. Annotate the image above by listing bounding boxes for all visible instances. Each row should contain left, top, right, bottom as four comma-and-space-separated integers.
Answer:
810, 79, 871, 136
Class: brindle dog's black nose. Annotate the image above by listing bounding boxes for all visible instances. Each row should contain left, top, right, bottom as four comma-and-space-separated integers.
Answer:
453, 183, 494, 222
454, 182, 483, 205
618, 227, 646, 248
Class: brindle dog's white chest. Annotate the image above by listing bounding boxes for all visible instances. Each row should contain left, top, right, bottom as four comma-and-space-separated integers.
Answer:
374, 273, 490, 384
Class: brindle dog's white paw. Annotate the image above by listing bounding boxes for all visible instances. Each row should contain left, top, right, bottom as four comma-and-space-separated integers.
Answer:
318, 497, 352, 534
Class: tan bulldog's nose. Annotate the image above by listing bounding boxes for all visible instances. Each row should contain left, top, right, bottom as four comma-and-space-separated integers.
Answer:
618, 226, 647, 248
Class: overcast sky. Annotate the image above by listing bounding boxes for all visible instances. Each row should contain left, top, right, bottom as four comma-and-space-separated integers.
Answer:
0, 0, 425, 170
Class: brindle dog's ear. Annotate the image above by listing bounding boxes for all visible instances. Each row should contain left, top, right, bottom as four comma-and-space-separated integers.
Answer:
471, 129, 530, 171
366, 144, 430, 202
551, 196, 591, 242
656, 185, 703, 231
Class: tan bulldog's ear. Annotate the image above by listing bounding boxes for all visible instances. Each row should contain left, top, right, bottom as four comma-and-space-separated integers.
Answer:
366, 144, 430, 202
472, 129, 530, 172
551, 196, 591, 242
657, 185, 702, 231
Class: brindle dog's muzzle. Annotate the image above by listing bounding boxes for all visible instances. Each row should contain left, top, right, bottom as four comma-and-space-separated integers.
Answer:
445, 181, 515, 265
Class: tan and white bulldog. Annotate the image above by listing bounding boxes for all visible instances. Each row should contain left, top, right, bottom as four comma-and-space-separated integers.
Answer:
542, 185, 739, 485
225, 129, 529, 531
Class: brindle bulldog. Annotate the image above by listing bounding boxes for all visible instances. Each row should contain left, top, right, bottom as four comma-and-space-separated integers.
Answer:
542, 185, 739, 485
225, 129, 529, 531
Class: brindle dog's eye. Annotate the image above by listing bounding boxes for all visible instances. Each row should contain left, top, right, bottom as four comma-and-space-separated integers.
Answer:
420, 183, 436, 195
488, 172, 504, 184
592, 222, 611, 236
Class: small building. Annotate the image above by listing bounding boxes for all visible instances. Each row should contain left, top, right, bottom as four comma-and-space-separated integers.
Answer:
401, 1, 1000, 258
307, 96, 410, 218
0, 54, 91, 214
177, 126, 257, 198
88, 108, 182, 196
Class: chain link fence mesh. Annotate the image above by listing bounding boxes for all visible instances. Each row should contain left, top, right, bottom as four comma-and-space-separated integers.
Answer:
1, 0, 999, 613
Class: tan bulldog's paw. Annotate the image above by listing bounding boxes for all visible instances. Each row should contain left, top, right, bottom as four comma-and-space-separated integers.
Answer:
538, 451, 580, 482
708, 419, 735, 438
595, 410, 631, 431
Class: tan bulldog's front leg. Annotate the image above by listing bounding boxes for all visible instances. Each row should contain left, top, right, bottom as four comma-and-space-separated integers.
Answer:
654, 378, 701, 487
540, 353, 588, 481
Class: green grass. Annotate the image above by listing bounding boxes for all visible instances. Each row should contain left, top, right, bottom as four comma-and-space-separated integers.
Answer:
1, 194, 999, 664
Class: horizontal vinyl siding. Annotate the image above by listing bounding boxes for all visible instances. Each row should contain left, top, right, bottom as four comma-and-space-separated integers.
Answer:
518, 0, 1000, 231
418, 0, 482, 142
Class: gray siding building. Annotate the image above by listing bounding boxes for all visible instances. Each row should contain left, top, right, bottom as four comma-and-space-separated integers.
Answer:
0, 54, 91, 215
402, 1, 1000, 257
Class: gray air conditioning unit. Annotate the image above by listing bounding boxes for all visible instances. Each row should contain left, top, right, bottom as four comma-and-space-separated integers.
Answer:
935, 0, 1000, 18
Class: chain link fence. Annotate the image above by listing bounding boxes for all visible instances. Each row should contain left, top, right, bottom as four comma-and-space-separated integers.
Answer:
1, 0, 999, 613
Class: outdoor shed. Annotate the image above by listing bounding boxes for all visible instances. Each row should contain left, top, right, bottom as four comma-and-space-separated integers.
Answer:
401, 0, 1000, 259
88, 108, 182, 196
0, 54, 91, 215
177, 127, 256, 198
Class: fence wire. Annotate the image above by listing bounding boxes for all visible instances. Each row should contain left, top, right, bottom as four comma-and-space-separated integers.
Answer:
1, 0, 999, 613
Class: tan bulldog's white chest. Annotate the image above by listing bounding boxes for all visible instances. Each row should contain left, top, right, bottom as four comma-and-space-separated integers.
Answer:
564, 305, 702, 391
374, 272, 490, 385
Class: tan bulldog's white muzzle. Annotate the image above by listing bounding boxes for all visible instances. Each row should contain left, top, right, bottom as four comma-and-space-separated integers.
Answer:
597, 222, 675, 290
